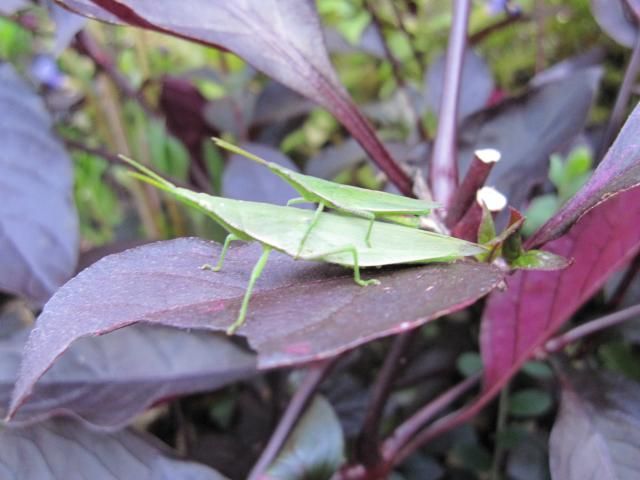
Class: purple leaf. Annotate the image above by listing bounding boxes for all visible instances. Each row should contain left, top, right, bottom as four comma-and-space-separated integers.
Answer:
550, 368, 640, 479
58, 0, 413, 194
591, 0, 639, 48
159, 76, 218, 184
528, 103, 640, 248
45, 0, 87, 55
266, 396, 344, 478
530, 49, 606, 88
458, 68, 601, 209
0, 64, 78, 305
3, 325, 256, 428
0, 419, 225, 479
481, 186, 640, 394
251, 81, 314, 127
222, 143, 301, 205
425, 49, 495, 121
9, 238, 504, 417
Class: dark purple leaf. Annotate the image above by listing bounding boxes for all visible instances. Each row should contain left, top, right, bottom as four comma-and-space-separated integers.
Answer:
266, 395, 344, 479
222, 143, 301, 205
9, 237, 504, 417
58, 0, 413, 194
0, 419, 226, 479
481, 185, 640, 394
458, 68, 601, 209
203, 94, 255, 140
550, 368, 640, 479
591, 0, 639, 48
528, 102, 640, 248
530, 49, 606, 88
0, 64, 78, 305
159, 76, 218, 184
251, 81, 314, 127
0, 0, 28, 14
3, 325, 256, 428
425, 49, 494, 121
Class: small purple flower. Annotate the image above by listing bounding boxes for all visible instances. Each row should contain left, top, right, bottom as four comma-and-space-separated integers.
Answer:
30, 54, 65, 89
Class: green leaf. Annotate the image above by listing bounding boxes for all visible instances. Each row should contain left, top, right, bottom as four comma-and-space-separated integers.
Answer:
509, 389, 553, 417
523, 194, 558, 236
509, 250, 571, 271
521, 361, 553, 380
266, 395, 344, 480
457, 352, 483, 377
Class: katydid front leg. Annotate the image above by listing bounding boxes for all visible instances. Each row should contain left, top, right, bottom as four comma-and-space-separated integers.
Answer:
295, 202, 325, 258
226, 246, 272, 335
201, 233, 240, 271
307, 245, 380, 286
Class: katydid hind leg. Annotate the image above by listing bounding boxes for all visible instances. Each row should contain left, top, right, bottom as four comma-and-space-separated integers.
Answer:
226, 246, 272, 335
295, 202, 325, 258
308, 245, 380, 287
201, 233, 240, 272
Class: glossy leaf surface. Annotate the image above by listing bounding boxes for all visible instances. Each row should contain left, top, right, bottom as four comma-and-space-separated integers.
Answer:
10, 238, 503, 416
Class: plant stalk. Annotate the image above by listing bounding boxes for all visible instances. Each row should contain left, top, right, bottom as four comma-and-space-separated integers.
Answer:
429, 0, 471, 206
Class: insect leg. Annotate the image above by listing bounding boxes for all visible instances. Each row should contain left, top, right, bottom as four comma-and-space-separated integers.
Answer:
201, 233, 240, 272
295, 202, 324, 258
286, 197, 308, 206
308, 245, 380, 287
226, 246, 272, 335
363, 212, 376, 248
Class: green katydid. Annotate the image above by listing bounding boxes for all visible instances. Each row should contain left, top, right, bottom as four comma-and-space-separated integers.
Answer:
121, 156, 486, 335
213, 138, 440, 253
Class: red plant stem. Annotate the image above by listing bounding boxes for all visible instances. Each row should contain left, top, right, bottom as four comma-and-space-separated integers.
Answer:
381, 373, 480, 465
451, 201, 483, 242
545, 303, 640, 353
247, 358, 338, 479
75, 30, 159, 119
356, 332, 414, 466
445, 150, 499, 228
429, 0, 471, 206
597, 32, 640, 161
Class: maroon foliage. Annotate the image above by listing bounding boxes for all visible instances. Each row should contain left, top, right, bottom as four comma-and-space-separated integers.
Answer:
9, 238, 503, 417
482, 185, 640, 392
